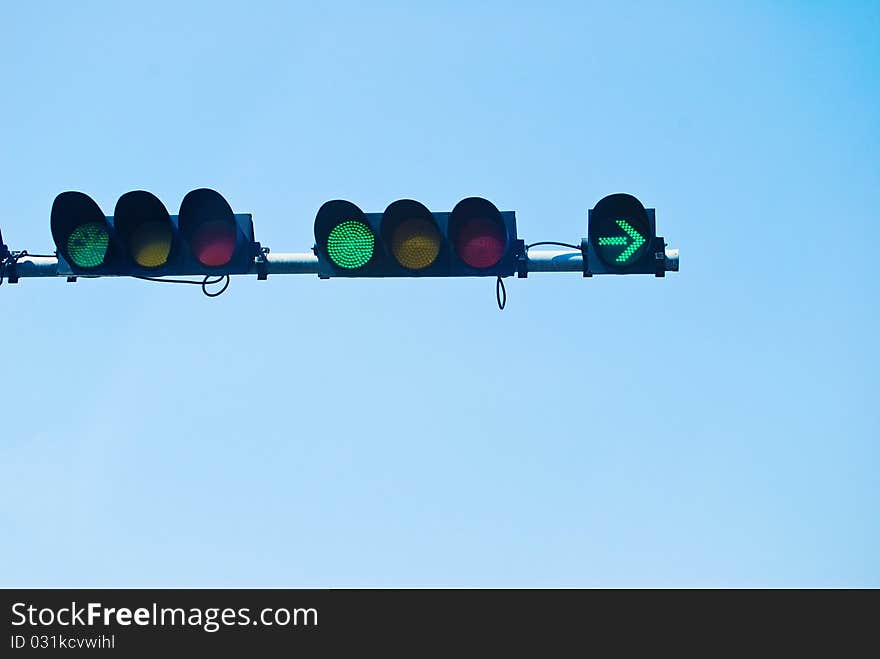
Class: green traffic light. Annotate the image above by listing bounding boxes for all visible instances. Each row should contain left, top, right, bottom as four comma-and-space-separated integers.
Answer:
597, 218, 646, 264
67, 222, 110, 268
327, 220, 374, 269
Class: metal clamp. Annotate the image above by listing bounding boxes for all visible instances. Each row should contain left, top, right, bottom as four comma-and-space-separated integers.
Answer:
255, 244, 270, 281
580, 237, 592, 277
3, 249, 20, 284
513, 239, 528, 278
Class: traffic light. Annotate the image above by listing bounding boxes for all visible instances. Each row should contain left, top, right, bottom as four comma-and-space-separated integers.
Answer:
50, 189, 258, 276
51, 191, 115, 273
114, 191, 174, 270
582, 193, 667, 277
313, 197, 523, 278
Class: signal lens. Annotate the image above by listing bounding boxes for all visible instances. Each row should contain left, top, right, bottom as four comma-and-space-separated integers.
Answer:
129, 220, 173, 268
66, 222, 110, 268
327, 220, 374, 269
192, 220, 236, 267
391, 217, 440, 270
455, 217, 505, 269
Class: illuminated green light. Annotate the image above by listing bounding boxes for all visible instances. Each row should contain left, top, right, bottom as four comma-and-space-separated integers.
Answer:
616, 219, 645, 262
327, 220, 374, 269
67, 222, 109, 268
597, 218, 646, 264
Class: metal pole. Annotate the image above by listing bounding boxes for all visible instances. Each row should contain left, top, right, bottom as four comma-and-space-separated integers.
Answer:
2, 248, 679, 280
524, 249, 584, 273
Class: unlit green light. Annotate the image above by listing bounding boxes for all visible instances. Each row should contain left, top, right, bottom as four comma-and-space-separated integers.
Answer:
327, 220, 374, 269
67, 222, 109, 268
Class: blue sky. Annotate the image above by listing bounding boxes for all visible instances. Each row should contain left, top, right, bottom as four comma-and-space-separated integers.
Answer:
1, 1, 877, 586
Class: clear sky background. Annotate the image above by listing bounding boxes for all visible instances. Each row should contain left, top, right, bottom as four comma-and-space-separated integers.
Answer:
1, 1, 877, 587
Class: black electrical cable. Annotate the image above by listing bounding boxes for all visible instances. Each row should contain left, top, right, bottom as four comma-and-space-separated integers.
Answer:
13, 250, 57, 258
525, 241, 581, 250
0, 249, 231, 296
202, 275, 230, 297
134, 274, 231, 298
496, 276, 506, 311
488, 242, 580, 309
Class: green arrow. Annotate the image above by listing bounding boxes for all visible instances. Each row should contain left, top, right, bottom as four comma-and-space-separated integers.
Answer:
598, 219, 646, 263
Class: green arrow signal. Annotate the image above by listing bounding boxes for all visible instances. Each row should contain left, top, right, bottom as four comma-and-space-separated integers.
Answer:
598, 219, 646, 263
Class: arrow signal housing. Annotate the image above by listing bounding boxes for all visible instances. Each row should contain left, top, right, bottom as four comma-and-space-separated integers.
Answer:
583, 193, 666, 277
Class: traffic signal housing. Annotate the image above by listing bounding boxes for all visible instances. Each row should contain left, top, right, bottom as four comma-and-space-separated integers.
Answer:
313, 197, 523, 278
51, 189, 258, 276
583, 193, 667, 277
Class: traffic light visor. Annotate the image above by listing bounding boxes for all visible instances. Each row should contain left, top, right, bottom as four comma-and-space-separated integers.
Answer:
315, 200, 376, 271
179, 189, 238, 268
382, 199, 441, 271
589, 193, 651, 268
51, 191, 112, 270
114, 191, 174, 269
450, 197, 506, 269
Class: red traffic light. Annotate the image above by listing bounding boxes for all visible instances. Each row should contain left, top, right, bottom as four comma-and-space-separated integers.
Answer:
179, 189, 238, 268
450, 197, 507, 269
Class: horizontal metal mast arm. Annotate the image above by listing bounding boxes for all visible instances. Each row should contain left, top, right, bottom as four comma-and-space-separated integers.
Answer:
525, 248, 679, 273
2, 248, 679, 279
6, 255, 59, 278
253, 252, 319, 275
525, 249, 584, 272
